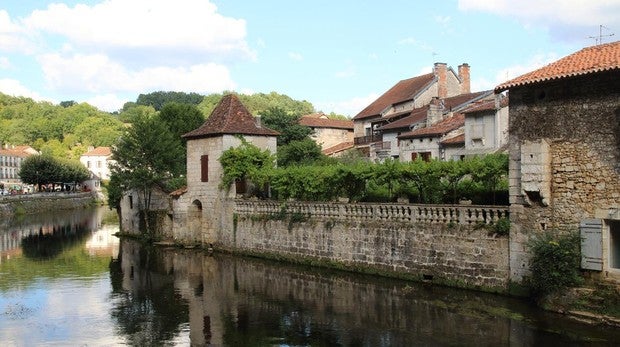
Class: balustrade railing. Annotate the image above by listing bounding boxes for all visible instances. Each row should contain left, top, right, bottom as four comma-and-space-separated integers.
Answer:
234, 200, 509, 226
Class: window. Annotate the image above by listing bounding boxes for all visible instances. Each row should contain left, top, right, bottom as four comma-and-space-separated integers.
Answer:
128, 195, 133, 209
97, 161, 102, 168
420, 152, 432, 162
411, 152, 417, 161
201, 155, 209, 182
87, 161, 91, 168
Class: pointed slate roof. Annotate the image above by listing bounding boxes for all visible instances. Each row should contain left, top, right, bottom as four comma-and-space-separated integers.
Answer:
495, 41, 620, 92
182, 94, 279, 139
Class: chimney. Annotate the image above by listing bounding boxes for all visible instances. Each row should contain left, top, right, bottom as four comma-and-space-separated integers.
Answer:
458, 63, 471, 94
434, 62, 448, 98
255, 115, 262, 128
426, 97, 444, 127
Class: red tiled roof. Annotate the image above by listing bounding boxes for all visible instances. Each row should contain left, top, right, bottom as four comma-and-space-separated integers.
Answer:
441, 91, 493, 111
441, 133, 465, 145
0, 146, 37, 158
399, 113, 465, 139
378, 107, 428, 131
183, 94, 280, 139
82, 146, 112, 156
495, 41, 620, 92
322, 141, 354, 156
299, 116, 353, 130
353, 73, 435, 120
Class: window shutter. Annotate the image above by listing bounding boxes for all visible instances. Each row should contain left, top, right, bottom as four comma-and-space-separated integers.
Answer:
411, 152, 418, 161
580, 219, 603, 271
201, 155, 209, 182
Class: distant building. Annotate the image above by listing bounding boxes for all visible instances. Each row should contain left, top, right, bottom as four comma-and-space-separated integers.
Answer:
353, 62, 473, 160
299, 113, 354, 151
0, 145, 38, 189
80, 146, 113, 191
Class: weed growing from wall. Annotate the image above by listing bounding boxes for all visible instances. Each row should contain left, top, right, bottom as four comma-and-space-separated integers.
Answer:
528, 232, 582, 297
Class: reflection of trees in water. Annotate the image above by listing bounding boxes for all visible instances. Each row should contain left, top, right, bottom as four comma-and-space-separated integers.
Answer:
109, 240, 189, 346
21, 222, 92, 259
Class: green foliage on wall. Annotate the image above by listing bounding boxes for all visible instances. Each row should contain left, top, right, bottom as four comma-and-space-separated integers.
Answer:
528, 232, 583, 297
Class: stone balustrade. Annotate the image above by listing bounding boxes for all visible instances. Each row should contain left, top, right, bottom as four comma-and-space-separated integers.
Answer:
234, 199, 509, 225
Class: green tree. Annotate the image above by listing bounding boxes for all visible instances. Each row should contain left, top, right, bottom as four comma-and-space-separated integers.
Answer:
19, 155, 59, 191
110, 114, 185, 235
261, 107, 311, 146
57, 159, 90, 190
157, 102, 205, 141
136, 91, 203, 111
277, 138, 325, 167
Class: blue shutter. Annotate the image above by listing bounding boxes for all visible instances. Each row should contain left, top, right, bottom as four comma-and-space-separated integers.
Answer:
580, 219, 603, 271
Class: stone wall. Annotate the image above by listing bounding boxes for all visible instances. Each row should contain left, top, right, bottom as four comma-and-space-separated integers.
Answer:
508, 70, 620, 281
224, 200, 510, 291
0, 192, 97, 216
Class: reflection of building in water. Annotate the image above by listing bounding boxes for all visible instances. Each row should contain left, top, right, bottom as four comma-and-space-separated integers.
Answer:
85, 224, 119, 257
0, 207, 117, 262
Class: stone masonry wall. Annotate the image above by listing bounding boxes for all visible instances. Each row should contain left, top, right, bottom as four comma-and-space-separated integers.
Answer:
225, 200, 510, 291
0, 192, 96, 216
508, 71, 620, 281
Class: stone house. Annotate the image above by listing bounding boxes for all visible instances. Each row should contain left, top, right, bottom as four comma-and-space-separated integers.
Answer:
0, 145, 38, 190
79, 146, 114, 192
398, 113, 465, 162
379, 91, 493, 161
495, 41, 620, 283
299, 113, 354, 150
459, 96, 509, 157
352, 62, 471, 160
172, 94, 279, 245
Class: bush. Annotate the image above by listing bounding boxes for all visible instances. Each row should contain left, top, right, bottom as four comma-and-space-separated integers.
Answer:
528, 232, 583, 296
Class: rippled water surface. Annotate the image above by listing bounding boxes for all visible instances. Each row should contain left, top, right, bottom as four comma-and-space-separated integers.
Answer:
1, 207, 619, 346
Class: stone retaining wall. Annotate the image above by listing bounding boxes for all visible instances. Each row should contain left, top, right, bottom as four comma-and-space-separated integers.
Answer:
0, 192, 97, 216
224, 200, 510, 291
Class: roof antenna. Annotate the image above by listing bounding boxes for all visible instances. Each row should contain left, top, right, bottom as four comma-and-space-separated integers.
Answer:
588, 25, 614, 45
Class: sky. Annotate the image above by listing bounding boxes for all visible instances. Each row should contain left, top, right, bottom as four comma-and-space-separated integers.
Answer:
0, 0, 618, 116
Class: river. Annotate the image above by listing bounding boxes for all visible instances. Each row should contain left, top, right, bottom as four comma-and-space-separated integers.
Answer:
0, 207, 618, 346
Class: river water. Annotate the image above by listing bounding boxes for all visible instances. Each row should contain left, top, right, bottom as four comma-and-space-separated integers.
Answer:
1, 207, 619, 346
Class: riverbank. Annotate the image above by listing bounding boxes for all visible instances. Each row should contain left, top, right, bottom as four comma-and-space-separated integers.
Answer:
0, 192, 100, 216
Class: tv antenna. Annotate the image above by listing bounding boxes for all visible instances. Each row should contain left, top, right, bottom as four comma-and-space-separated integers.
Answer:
588, 25, 614, 45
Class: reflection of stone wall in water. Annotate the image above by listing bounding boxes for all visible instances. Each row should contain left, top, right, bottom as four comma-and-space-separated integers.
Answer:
0, 192, 97, 216
164, 251, 526, 346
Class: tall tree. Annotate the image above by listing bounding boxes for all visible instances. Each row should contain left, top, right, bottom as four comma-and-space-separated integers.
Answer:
110, 114, 185, 235
261, 107, 312, 146
157, 102, 205, 141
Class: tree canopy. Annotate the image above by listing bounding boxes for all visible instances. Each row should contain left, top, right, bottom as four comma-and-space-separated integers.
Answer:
19, 154, 90, 191
135, 91, 203, 111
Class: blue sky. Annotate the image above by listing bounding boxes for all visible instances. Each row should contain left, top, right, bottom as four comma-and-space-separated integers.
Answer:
0, 0, 618, 116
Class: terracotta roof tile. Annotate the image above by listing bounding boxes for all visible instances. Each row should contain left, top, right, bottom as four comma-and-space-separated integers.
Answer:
322, 141, 354, 156
378, 107, 428, 131
495, 41, 620, 91
0, 146, 37, 157
82, 146, 112, 156
170, 186, 187, 198
183, 94, 279, 139
441, 133, 465, 145
299, 116, 353, 130
353, 73, 435, 120
398, 113, 465, 139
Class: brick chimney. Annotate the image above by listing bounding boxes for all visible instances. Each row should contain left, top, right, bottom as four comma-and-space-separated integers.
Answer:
434, 62, 448, 98
458, 63, 470, 94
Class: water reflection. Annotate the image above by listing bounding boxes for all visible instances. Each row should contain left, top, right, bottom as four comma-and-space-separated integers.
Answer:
2, 208, 619, 346
116, 241, 620, 346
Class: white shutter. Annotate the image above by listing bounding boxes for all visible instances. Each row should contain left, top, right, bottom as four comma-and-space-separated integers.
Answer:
580, 219, 603, 271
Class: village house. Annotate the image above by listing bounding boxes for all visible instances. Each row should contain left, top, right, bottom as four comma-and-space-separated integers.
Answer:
299, 113, 354, 151
459, 96, 509, 157
79, 146, 114, 192
382, 91, 494, 161
353, 62, 471, 160
0, 145, 38, 192
495, 41, 620, 283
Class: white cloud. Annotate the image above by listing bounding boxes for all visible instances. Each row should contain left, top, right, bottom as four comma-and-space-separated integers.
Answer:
0, 10, 34, 53
0, 79, 49, 101
315, 93, 379, 117
288, 52, 303, 61
38, 52, 236, 94
471, 52, 559, 91
397, 37, 433, 52
86, 94, 126, 113
458, 0, 620, 41
22, 0, 254, 63
0, 57, 10, 69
